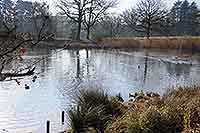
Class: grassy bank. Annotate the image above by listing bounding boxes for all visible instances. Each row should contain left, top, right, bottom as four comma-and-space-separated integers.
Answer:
65, 86, 200, 133
96, 36, 200, 51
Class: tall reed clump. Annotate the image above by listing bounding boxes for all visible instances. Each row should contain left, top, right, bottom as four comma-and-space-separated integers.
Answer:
67, 87, 124, 132
106, 86, 200, 133
97, 36, 200, 51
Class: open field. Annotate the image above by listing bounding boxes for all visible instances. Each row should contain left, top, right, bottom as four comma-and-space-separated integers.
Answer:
96, 36, 200, 51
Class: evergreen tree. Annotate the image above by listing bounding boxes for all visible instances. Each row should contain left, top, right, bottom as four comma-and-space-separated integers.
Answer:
170, 1, 182, 35
180, 0, 190, 34
188, 2, 199, 35
169, 0, 200, 35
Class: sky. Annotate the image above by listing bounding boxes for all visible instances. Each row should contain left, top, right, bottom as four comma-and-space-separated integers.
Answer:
117, 0, 200, 12
27, 0, 200, 14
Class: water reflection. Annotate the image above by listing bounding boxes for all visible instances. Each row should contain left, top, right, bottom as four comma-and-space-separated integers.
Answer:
86, 49, 90, 76
0, 49, 200, 132
165, 62, 191, 78
143, 53, 148, 85
76, 50, 81, 80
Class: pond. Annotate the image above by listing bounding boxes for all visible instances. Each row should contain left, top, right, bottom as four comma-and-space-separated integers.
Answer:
0, 48, 200, 133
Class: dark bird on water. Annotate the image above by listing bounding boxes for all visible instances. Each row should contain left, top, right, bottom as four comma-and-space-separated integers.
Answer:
32, 75, 37, 82
25, 84, 30, 90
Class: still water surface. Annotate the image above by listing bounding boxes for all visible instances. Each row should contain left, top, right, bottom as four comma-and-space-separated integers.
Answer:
0, 48, 200, 133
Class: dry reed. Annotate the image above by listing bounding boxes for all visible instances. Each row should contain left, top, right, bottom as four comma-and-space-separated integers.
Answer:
97, 36, 200, 51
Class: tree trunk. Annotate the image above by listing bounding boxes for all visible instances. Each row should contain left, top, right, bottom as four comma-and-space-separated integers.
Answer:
86, 27, 90, 40
143, 54, 148, 84
76, 50, 80, 79
147, 22, 151, 39
76, 21, 81, 40
147, 27, 150, 39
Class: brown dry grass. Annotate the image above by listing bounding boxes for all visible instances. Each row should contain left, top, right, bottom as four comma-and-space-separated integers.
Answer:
97, 36, 200, 51
106, 86, 200, 133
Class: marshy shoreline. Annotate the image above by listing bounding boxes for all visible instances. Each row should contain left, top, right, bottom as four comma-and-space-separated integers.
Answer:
40, 36, 200, 52
65, 86, 200, 133
96, 36, 200, 51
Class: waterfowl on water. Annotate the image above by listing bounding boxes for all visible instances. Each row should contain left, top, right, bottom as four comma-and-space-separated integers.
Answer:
25, 84, 30, 90
32, 75, 37, 82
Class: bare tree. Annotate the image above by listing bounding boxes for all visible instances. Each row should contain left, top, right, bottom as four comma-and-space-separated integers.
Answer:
0, 0, 16, 34
57, 0, 91, 40
121, 8, 137, 31
83, 0, 117, 40
93, 15, 125, 38
135, 0, 167, 38
0, 1, 52, 82
32, 2, 51, 40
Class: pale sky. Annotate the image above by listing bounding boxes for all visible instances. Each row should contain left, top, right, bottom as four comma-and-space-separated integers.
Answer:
117, 0, 200, 11
27, 0, 200, 14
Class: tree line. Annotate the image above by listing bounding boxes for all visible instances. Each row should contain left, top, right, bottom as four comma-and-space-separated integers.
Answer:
93, 0, 200, 39
0, 0, 52, 38
2, 0, 199, 40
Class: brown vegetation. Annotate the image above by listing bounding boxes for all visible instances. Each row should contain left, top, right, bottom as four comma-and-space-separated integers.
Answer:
66, 86, 200, 133
96, 36, 200, 51
107, 86, 200, 133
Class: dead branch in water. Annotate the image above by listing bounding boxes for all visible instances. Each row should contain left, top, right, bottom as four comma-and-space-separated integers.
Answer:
0, 67, 35, 81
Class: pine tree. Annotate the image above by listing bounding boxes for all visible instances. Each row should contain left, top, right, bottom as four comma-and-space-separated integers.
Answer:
169, 0, 200, 35
169, 0, 182, 35
180, 0, 190, 34
188, 2, 199, 35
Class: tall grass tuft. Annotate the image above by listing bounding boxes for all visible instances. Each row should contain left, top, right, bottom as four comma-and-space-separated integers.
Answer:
68, 87, 122, 132
68, 105, 108, 132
